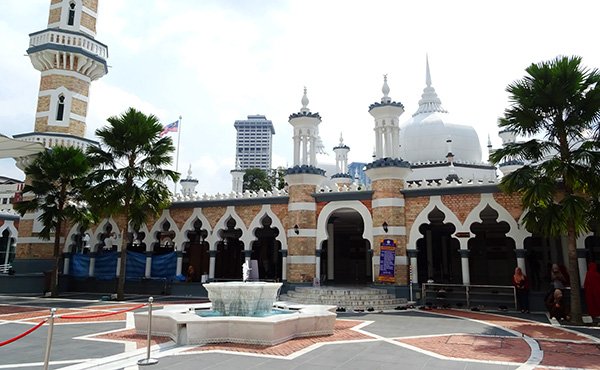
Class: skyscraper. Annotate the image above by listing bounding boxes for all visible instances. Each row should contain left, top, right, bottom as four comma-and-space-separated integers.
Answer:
234, 115, 275, 171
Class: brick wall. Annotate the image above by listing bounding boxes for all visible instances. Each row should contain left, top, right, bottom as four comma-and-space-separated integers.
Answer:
36, 95, 50, 112
83, 0, 99, 13
442, 194, 481, 224
48, 8, 61, 24
80, 11, 96, 32
71, 98, 87, 117
40, 75, 90, 97
288, 263, 315, 282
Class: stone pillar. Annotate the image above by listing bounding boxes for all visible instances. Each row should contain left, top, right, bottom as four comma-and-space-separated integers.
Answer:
407, 249, 418, 284
327, 223, 334, 281
208, 250, 216, 281
176, 250, 183, 276
365, 163, 411, 285
459, 249, 470, 285
63, 252, 71, 275
426, 229, 433, 279
116, 245, 122, 278
88, 252, 96, 277
515, 248, 527, 275
315, 249, 322, 283
284, 170, 324, 283
281, 249, 287, 282
293, 135, 300, 165
144, 251, 152, 278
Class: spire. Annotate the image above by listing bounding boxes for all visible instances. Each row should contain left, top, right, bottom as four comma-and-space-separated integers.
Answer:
300, 86, 310, 113
487, 134, 492, 148
339, 132, 344, 146
187, 164, 193, 179
382, 74, 391, 103
413, 55, 448, 117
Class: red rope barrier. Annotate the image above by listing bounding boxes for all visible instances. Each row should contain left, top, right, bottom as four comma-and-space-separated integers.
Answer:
60, 303, 146, 320
0, 319, 48, 347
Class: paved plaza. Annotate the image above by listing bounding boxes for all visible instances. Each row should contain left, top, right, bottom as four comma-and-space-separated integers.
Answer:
0, 294, 599, 370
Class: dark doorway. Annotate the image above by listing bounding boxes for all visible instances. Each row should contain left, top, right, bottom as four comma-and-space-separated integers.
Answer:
416, 207, 460, 284
251, 215, 282, 281
215, 218, 243, 280
183, 219, 209, 282
322, 209, 370, 284
469, 205, 515, 285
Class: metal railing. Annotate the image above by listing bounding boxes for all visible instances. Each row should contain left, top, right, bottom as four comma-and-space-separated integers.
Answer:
421, 283, 517, 310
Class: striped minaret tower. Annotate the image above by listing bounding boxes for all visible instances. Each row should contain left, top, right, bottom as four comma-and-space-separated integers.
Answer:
14, 0, 108, 152
14, 0, 108, 274
285, 88, 326, 284
331, 133, 352, 186
365, 74, 412, 286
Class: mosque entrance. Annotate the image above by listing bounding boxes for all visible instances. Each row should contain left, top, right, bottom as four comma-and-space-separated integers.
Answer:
321, 209, 371, 284
250, 215, 282, 281
468, 206, 516, 285
416, 207, 461, 284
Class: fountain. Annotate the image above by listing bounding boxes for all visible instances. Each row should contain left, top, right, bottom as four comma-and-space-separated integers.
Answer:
134, 264, 336, 346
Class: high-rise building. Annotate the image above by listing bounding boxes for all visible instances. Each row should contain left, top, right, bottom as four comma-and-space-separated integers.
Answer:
234, 115, 275, 171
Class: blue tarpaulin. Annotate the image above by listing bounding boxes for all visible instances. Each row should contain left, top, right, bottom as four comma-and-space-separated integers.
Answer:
70, 254, 90, 277
151, 252, 176, 278
125, 251, 146, 278
95, 251, 118, 280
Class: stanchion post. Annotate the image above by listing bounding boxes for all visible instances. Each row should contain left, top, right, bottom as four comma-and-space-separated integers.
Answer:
138, 297, 158, 366
43, 308, 56, 370
409, 265, 413, 302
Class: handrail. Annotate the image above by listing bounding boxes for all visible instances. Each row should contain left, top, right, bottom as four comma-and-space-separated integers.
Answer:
421, 283, 517, 309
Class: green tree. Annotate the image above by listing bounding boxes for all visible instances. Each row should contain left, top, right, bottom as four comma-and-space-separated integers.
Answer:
87, 108, 180, 300
490, 56, 600, 323
270, 166, 287, 190
14, 146, 93, 297
243, 168, 272, 192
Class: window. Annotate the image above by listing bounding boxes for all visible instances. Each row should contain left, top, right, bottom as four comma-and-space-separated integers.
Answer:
56, 95, 65, 121
68, 2, 76, 26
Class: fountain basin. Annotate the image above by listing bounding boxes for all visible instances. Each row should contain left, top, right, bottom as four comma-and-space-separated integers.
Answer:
204, 281, 282, 316
134, 302, 337, 346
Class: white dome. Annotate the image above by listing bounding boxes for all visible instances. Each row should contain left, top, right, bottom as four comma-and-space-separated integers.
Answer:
399, 112, 482, 164
398, 56, 483, 165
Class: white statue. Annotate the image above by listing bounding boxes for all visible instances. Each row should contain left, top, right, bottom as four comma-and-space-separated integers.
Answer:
242, 260, 251, 282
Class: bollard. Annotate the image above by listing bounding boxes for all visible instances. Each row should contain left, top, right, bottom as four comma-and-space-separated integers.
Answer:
137, 297, 158, 366
43, 308, 56, 370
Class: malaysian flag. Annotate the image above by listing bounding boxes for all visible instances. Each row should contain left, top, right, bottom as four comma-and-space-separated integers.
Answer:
159, 120, 179, 137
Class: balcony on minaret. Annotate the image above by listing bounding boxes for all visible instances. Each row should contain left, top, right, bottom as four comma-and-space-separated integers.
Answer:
27, 28, 108, 80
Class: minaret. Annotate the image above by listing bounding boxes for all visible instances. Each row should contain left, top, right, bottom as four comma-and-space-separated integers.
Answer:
180, 165, 199, 197
230, 159, 245, 193
285, 87, 326, 284
365, 74, 411, 287
331, 133, 352, 185
14, 0, 108, 151
370, 75, 404, 159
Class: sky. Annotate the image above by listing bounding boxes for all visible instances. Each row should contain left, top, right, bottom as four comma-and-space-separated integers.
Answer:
1, 0, 600, 195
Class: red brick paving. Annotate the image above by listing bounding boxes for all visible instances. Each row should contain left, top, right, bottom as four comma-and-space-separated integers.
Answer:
186, 319, 374, 357
538, 340, 600, 369
0, 305, 43, 316
398, 334, 530, 363
93, 328, 172, 349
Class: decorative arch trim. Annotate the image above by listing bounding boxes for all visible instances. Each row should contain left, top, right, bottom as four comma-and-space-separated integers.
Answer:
148, 209, 179, 249
316, 200, 373, 250
246, 204, 288, 251
207, 206, 248, 250
407, 196, 462, 250
178, 208, 213, 252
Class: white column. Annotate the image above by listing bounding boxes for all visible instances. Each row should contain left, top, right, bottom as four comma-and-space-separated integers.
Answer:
293, 135, 300, 166
281, 250, 287, 281
577, 234, 590, 288
426, 230, 433, 279
302, 136, 308, 165
116, 244, 122, 278
392, 126, 400, 158
309, 136, 316, 166
3, 238, 11, 267
89, 253, 96, 277
315, 252, 321, 284
176, 252, 183, 276
459, 239, 470, 285
327, 223, 334, 280
145, 253, 152, 278
410, 256, 418, 284
209, 250, 216, 280
375, 127, 382, 159
63, 256, 70, 275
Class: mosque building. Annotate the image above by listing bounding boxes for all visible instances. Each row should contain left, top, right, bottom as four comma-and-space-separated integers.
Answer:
5, 0, 600, 303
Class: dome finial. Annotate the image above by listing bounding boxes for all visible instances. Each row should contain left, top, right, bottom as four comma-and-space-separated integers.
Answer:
413, 55, 448, 116
301, 86, 310, 113
339, 132, 344, 145
382, 74, 391, 103
187, 164, 192, 179
426, 54, 432, 87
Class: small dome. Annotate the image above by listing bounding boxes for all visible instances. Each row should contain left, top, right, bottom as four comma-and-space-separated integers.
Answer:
400, 112, 482, 164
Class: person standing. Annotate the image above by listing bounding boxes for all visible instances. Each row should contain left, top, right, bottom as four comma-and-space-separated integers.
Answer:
550, 263, 568, 289
584, 261, 600, 318
512, 267, 530, 313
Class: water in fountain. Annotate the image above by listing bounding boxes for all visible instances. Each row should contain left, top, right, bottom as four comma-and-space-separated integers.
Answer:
202, 281, 283, 316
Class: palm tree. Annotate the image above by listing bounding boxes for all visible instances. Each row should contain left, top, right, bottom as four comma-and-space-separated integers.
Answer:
490, 56, 600, 323
87, 107, 180, 300
14, 146, 93, 297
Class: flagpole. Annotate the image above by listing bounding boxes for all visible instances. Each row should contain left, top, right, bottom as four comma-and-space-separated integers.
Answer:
174, 115, 182, 195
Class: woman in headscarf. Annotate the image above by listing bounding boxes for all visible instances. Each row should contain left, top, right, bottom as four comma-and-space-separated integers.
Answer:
546, 288, 570, 321
550, 263, 568, 289
512, 267, 530, 313
584, 261, 600, 318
